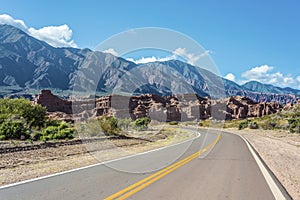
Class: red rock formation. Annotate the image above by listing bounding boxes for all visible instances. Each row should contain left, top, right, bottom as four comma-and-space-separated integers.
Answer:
34, 90, 284, 122
34, 90, 72, 114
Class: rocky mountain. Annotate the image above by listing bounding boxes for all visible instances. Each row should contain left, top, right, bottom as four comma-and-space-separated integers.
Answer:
242, 81, 300, 96
0, 24, 299, 104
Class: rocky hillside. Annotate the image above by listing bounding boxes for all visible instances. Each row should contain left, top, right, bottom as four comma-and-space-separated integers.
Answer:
35, 90, 283, 122
1, 24, 300, 104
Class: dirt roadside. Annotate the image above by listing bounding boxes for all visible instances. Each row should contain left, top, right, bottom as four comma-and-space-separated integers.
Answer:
226, 128, 300, 200
0, 127, 195, 186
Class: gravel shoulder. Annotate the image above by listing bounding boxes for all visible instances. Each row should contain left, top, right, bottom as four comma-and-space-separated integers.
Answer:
0, 126, 195, 186
226, 128, 300, 200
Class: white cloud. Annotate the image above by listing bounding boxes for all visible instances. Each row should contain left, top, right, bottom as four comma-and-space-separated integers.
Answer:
0, 14, 77, 48
126, 55, 176, 64
103, 48, 118, 56
0, 14, 27, 31
224, 73, 236, 82
173, 48, 210, 65
28, 25, 77, 48
126, 48, 210, 65
242, 65, 274, 81
241, 65, 300, 89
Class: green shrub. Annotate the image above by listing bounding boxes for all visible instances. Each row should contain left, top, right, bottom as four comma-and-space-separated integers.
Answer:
40, 121, 74, 141
0, 134, 6, 140
53, 128, 74, 140
260, 119, 277, 130
132, 117, 151, 131
41, 126, 58, 140
238, 120, 248, 130
288, 118, 300, 133
31, 130, 43, 141
0, 120, 30, 140
0, 98, 46, 128
134, 117, 151, 126
0, 98, 75, 141
248, 121, 259, 129
98, 116, 120, 136
169, 121, 179, 125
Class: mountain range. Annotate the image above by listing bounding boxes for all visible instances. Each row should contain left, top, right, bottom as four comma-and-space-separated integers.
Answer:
0, 24, 299, 104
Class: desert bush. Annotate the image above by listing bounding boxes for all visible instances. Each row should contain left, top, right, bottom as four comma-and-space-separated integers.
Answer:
41, 126, 58, 140
0, 98, 77, 141
98, 116, 120, 136
52, 128, 74, 140
132, 117, 151, 131
82, 119, 102, 137
0, 98, 47, 128
248, 121, 259, 129
0, 120, 30, 140
39, 121, 74, 141
117, 118, 132, 130
260, 118, 277, 130
31, 130, 43, 141
238, 120, 249, 130
288, 117, 300, 133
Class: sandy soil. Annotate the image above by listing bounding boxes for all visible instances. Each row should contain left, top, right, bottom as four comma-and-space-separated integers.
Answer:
0, 126, 195, 186
227, 128, 300, 200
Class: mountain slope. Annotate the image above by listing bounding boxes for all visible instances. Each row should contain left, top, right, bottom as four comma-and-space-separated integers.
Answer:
242, 81, 300, 96
0, 24, 299, 104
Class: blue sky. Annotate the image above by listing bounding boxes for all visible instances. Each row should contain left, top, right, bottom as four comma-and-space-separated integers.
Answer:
0, 0, 300, 88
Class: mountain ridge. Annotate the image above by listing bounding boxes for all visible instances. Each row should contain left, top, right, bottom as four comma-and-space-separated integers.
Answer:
0, 24, 299, 104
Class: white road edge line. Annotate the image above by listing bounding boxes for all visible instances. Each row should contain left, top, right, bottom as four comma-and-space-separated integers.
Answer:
0, 129, 201, 190
239, 135, 286, 200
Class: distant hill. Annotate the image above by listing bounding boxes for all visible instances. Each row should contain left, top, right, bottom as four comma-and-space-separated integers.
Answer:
242, 81, 300, 96
0, 24, 299, 104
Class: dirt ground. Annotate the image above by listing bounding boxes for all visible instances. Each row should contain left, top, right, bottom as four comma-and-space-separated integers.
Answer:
0, 126, 195, 186
227, 128, 300, 200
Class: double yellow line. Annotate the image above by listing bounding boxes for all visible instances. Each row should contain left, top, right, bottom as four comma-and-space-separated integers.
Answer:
104, 134, 221, 200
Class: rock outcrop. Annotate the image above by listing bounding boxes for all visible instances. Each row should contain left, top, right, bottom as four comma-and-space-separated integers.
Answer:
34, 90, 72, 114
34, 90, 284, 122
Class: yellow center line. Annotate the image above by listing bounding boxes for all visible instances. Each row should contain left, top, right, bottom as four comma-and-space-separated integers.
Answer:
104, 134, 221, 200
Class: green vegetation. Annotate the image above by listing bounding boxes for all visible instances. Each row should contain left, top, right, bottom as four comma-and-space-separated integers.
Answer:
39, 121, 74, 141
81, 117, 152, 137
0, 120, 30, 140
238, 120, 249, 130
0, 98, 75, 141
223, 102, 300, 133
98, 116, 120, 136
168, 121, 179, 125
131, 117, 151, 131
248, 121, 259, 129
288, 118, 300, 133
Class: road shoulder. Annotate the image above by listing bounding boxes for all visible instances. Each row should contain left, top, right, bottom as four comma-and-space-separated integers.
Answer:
226, 128, 300, 200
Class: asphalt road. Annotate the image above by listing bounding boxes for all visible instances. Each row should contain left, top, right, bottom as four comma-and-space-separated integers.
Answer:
0, 128, 291, 200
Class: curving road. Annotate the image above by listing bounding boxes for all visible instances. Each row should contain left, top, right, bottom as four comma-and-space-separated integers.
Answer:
0, 128, 291, 200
